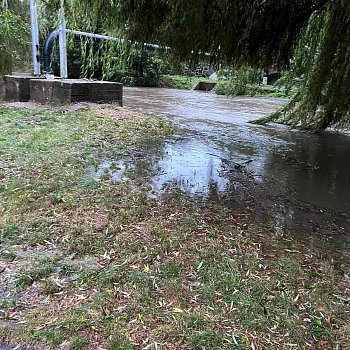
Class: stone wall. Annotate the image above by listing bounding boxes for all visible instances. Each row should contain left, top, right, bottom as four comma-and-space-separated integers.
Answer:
29, 79, 123, 105
2, 75, 123, 105
4, 75, 32, 102
193, 81, 217, 91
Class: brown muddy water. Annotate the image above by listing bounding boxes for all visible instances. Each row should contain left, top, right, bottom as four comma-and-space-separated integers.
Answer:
118, 88, 349, 256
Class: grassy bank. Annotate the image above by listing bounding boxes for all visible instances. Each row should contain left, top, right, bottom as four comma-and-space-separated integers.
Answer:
160, 75, 214, 90
0, 104, 349, 350
160, 75, 289, 98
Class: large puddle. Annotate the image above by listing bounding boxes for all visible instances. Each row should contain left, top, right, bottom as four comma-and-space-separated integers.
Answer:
121, 87, 350, 255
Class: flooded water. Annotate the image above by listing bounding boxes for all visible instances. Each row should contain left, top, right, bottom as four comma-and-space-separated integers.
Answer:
122, 87, 350, 254
94, 160, 128, 182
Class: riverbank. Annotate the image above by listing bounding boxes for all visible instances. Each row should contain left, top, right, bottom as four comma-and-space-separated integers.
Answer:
160, 75, 288, 98
160, 75, 214, 90
0, 103, 349, 349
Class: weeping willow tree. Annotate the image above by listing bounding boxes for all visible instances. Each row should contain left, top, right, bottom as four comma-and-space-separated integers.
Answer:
38, 0, 350, 130
37, 0, 164, 82
0, 1, 29, 78
60, 0, 327, 65
254, 2, 350, 130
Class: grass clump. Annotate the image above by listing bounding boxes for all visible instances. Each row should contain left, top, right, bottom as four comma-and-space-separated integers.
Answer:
41, 330, 65, 348
69, 336, 89, 350
107, 336, 135, 350
161, 74, 214, 90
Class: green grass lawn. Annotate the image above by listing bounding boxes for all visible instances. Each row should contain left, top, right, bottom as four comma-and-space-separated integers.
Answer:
0, 104, 349, 349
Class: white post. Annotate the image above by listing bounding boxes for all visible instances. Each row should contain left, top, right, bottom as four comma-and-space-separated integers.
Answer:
58, 7, 68, 79
30, 0, 40, 75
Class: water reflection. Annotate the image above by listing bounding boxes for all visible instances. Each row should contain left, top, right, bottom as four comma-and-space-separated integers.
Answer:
93, 160, 128, 182
121, 87, 350, 254
152, 138, 229, 195
124, 87, 350, 216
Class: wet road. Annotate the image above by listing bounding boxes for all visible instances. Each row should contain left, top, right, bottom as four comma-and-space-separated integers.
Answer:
122, 87, 350, 252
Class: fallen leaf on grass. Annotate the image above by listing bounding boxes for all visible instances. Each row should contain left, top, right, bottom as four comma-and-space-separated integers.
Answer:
172, 307, 184, 313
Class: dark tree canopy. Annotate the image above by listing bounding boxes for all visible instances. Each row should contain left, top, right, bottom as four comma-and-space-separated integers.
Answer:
117, 0, 329, 67
66, 0, 328, 67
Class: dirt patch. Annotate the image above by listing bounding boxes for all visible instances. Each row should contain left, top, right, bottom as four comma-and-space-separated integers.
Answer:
1, 101, 93, 111
90, 105, 146, 121
57, 205, 109, 232
1, 102, 148, 123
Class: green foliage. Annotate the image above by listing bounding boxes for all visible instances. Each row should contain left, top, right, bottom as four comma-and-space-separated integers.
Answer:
41, 330, 65, 348
101, 48, 170, 87
69, 337, 89, 350
190, 330, 229, 349
52, 35, 170, 86
215, 66, 262, 96
75, 0, 326, 67
161, 75, 213, 90
0, 5, 29, 78
107, 336, 135, 350
253, 2, 350, 130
